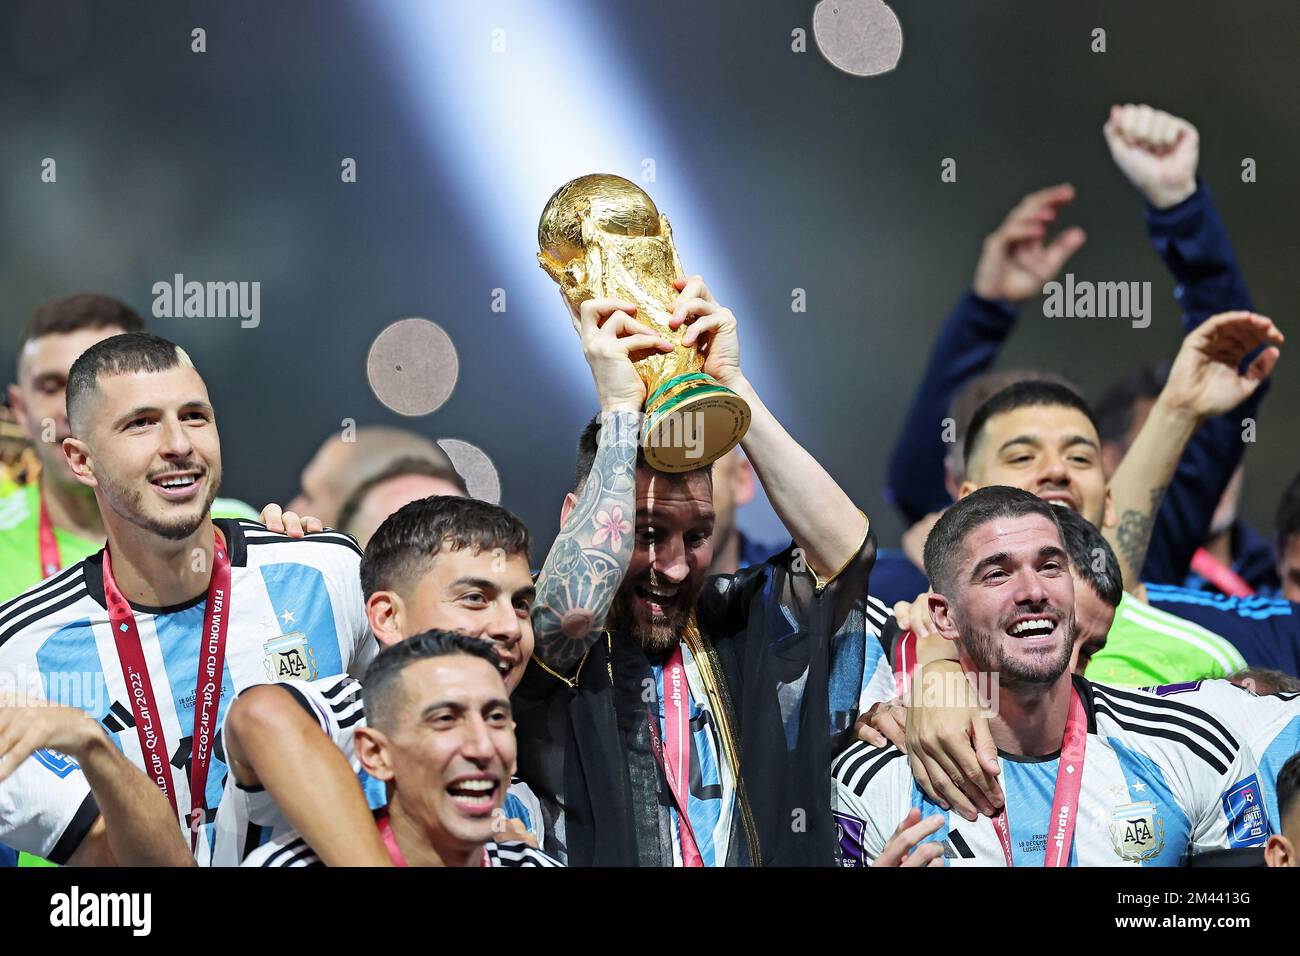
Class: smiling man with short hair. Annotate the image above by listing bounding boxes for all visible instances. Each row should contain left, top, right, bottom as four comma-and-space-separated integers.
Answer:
835, 486, 1270, 866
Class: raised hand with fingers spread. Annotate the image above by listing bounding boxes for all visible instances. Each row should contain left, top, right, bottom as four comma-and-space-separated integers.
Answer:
973, 184, 1086, 303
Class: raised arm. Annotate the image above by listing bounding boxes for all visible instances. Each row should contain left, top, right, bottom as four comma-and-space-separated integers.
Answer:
668, 276, 866, 581
222, 684, 391, 866
1105, 311, 1282, 592
530, 297, 670, 673
1103, 103, 1267, 584
885, 186, 1085, 524
0, 700, 193, 866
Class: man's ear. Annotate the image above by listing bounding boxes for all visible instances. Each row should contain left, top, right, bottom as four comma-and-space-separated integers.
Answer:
6, 384, 29, 431
366, 591, 406, 647
956, 480, 978, 501
62, 437, 97, 488
1265, 834, 1295, 868
1100, 487, 1117, 531
943, 454, 962, 503
559, 491, 578, 528
927, 591, 961, 643
354, 726, 395, 783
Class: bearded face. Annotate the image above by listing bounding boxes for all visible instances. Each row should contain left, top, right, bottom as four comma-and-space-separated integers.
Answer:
956, 601, 1076, 690
941, 513, 1078, 691
610, 467, 714, 656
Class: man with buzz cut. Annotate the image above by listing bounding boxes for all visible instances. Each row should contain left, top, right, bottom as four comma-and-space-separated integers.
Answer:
879, 505, 1300, 838
242, 630, 560, 868
0, 294, 256, 867
835, 486, 1270, 866
0, 332, 374, 863
2, 293, 258, 605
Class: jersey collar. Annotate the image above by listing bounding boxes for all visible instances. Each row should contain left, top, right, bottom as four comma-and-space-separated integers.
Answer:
82, 518, 250, 614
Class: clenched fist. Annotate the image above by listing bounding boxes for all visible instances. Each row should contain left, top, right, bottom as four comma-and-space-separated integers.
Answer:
1103, 103, 1199, 209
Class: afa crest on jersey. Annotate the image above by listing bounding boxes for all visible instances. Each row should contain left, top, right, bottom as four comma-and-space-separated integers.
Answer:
32, 748, 81, 779
263, 632, 318, 682
1110, 801, 1165, 862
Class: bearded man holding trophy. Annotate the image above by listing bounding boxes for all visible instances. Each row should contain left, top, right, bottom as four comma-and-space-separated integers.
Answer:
516, 173, 893, 866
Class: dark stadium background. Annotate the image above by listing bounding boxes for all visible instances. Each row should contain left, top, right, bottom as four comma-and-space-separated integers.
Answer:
2, 0, 1296, 550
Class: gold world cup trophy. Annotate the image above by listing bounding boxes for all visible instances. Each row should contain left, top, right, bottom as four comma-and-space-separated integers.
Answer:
537, 174, 751, 472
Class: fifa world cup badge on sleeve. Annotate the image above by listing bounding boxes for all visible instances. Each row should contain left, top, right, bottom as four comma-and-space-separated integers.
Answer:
33, 749, 82, 779
1109, 801, 1164, 862
1222, 775, 1269, 848
833, 811, 868, 867
263, 633, 318, 682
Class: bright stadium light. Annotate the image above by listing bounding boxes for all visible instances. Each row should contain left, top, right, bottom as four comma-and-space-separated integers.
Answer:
367, 0, 781, 412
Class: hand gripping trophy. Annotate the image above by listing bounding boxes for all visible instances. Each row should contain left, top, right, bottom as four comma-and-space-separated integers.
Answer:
537, 173, 751, 471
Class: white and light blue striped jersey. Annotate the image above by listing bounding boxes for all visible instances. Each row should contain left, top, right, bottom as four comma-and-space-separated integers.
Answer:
0, 519, 375, 863
855, 596, 896, 712
833, 677, 1270, 866
244, 830, 561, 867
1142, 679, 1300, 834
212, 673, 545, 866
0, 747, 96, 864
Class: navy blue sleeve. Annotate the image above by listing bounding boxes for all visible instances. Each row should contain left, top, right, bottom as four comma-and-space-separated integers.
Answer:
1144, 584, 1300, 676
1140, 181, 1265, 585
867, 549, 930, 608
884, 291, 1019, 525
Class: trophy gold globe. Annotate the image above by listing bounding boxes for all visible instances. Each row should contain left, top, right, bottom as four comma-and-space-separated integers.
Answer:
537, 174, 751, 472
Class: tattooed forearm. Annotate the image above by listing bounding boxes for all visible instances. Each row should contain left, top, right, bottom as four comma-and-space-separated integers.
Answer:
1110, 484, 1167, 592
531, 410, 641, 674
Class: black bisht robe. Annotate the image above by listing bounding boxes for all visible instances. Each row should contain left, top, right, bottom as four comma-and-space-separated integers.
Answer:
512, 531, 877, 866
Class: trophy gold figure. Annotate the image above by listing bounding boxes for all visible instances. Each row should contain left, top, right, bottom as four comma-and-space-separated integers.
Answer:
537, 173, 751, 472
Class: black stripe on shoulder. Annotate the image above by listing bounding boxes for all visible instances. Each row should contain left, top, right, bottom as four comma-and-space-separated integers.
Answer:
849, 749, 905, 798
1091, 682, 1239, 747
832, 739, 873, 778
0, 567, 86, 634
1092, 700, 1229, 776
283, 843, 322, 867
833, 742, 905, 798
244, 531, 363, 558
330, 696, 364, 716
834, 740, 899, 781
490, 842, 561, 867
0, 587, 89, 650
277, 683, 328, 732
865, 596, 889, 624
262, 838, 310, 867
320, 677, 362, 701
0, 565, 84, 628
1091, 683, 1237, 757
336, 709, 366, 729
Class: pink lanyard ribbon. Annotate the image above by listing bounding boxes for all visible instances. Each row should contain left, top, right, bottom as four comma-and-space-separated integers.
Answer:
1190, 547, 1254, 597
102, 530, 231, 853
659, 644, 704, 867
991, 686, 1088, 867
377, 811, 489, 867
